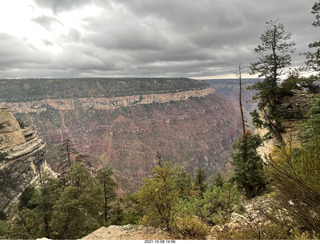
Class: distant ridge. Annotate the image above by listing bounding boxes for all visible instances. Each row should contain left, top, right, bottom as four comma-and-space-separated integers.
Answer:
0, 77, 209, 102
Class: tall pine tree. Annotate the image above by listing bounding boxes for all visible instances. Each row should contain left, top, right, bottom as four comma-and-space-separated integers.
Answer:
249, 20, 295, 145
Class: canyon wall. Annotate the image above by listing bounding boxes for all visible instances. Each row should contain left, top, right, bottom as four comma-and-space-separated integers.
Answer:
206, 79, 259, 113
0, 108, 47, 211
0, 78, 241, 192
0, 87, 214, 113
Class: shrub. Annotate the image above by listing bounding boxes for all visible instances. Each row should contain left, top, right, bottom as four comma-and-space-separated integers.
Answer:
266, 142, 320, 236
172, 215, 209, 240
0, 220, 10, 238
217, 222, 293, 240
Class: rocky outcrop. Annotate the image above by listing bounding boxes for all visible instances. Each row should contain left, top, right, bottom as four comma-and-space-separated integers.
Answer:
209, 196, 271, 240
0, 108, 46, 211
257, 90, 315, 159
81, 225, 174, 240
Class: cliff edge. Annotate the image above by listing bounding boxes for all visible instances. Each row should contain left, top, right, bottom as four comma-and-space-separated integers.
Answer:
0, 108, 47, 211
257, 90, 315, 159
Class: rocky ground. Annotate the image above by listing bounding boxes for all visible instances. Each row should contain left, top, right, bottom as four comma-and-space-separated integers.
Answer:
81, 225, 175, 240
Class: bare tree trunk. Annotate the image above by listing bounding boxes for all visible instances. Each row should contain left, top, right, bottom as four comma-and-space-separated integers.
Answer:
238, 65, 246, 137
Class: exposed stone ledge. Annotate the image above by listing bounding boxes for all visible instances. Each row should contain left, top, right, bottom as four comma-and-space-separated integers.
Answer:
0, 87, 215, 113
81, 224, 174, 240
3, 137, 45, 160
0, 109, 48, 211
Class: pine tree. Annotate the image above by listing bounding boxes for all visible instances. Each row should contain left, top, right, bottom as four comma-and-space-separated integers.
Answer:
231, 132, 266, 198
7, 172, 62, 239
300, 97, 320, 143
171, 165, 192, 199
58, 139, 77, 177
306, 0, 320, 71
96, 166, 118, 224
50, 163, 103, 239
194, 166, 207, 195
249, 20, 295, 145
137, 162, 179, 230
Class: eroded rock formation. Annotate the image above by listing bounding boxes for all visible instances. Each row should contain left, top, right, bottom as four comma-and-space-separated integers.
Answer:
0, 108, 46, 211
256, 90, 315, 159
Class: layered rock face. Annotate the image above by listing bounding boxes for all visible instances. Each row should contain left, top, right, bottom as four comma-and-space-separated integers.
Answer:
0, 78, 241, 192
206, 79, 259, 113
0, 108, 46, 211
257, 90, 315, 159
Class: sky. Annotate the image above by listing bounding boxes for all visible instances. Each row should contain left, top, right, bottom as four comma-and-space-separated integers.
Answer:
0, 0, 318, 79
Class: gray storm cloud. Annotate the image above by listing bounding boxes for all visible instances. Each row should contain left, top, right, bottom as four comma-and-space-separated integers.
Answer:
0, 0, 317, 78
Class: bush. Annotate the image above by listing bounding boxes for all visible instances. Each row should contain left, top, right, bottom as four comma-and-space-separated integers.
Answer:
172, 215, 209, 240
137, 162, 179, 230
0, 220, 10, 238
182, 182, 243, 226
217, 222, 293, 240
266, 142, 320, 236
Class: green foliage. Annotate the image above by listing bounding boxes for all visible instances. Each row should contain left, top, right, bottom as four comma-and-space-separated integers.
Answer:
172, 215, 209, 240
50, 163, 104, 239
298, 75, 320, 93
266, 142, 320, 236
249, 20, 295, 144
4, 163, 119, 240
306, 1, 320, 71
299, 95, 320, 140
96, 166, 118, 224
18, 185, 36, 210
0, 220, 10, 238
210, 172, 225, 189
200, 182, 243, 225
171, 165, 192, 199
217, 222, 294, 240
280, 72, 301, 92
193, 167, 207, 194
250, 20, 295, 80
300, 97, 320, 142
312, 0, 320, 27
178, 182, 243, 226
231, 132, 266, 198
107, 199, 124, 225
250, 110, 264, 129
137, 162, 179, 230
5, 172, 62, 239
282, 72, 320, 94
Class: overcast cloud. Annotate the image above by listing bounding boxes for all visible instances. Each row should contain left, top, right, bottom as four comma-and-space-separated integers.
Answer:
0, 0, 318, 78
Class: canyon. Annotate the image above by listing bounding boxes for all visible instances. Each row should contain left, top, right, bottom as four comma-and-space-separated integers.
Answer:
0, 78, 242, 192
